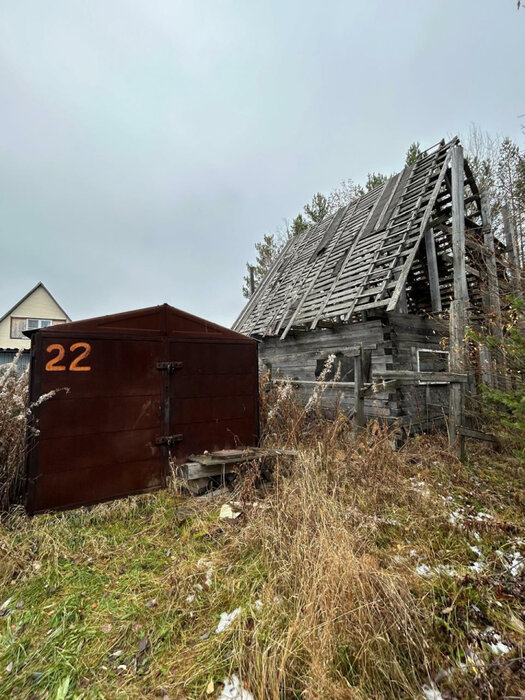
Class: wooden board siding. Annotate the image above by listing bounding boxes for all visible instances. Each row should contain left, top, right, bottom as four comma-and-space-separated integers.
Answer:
260, 313, 450, 427
260, 318, 399, 419
388, 313, 449, 429
0, 284, 70, 351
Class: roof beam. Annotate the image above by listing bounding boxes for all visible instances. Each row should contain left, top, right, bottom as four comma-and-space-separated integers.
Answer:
425, 227, 442, 312
451, 144, 468, 302
387, 149, 453, 312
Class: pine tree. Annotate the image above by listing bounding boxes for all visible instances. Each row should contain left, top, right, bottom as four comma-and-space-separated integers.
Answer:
365, 172, 388, 191
304, 193, 330, 224
405, 141, 422, 166
242, 234, 282, 298
290, 214, 308, 237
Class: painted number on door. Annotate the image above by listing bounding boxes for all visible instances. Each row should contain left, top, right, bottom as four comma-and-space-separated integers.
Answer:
45, 343, 92, 372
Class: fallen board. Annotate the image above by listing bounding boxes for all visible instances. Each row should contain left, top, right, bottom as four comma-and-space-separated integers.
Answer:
177, 447, 297, 480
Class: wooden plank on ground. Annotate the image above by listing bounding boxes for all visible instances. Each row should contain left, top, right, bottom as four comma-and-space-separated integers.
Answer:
458, 426, 498, 443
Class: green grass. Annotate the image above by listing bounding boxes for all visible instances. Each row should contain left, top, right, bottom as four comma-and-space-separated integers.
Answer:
0, 438, 524, 699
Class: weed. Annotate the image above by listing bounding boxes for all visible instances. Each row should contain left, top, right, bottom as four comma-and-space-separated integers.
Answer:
0, 379, 524, 698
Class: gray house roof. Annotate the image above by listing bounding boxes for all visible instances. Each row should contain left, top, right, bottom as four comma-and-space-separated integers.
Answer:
234, 138, 484, 338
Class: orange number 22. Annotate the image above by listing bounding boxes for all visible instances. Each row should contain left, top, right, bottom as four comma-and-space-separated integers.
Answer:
45, 342, 92, 372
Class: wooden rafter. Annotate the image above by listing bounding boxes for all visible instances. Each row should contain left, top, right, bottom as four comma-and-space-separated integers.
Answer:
234, 137, 489, 337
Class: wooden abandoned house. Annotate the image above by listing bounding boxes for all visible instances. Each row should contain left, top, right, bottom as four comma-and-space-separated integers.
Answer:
234, 138, 512, 440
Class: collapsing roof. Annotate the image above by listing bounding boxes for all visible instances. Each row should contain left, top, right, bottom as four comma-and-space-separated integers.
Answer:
234, 138, 486, 338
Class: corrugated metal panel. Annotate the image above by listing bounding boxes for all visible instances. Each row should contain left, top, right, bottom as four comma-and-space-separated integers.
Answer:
0, 350, 30, 372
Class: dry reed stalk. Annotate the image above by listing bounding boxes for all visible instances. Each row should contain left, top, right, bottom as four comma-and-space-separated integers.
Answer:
0, 353, 29, 511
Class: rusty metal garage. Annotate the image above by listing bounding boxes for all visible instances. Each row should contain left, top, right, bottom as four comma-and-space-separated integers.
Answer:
25, 304, 259, 513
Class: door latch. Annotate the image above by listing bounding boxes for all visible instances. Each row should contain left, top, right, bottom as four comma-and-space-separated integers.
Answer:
155, 434, 183, 446
156, 361, 183, 373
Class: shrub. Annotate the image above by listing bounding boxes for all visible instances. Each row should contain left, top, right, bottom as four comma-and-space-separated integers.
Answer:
0, 353, 29, 510
477, 298, 525, 458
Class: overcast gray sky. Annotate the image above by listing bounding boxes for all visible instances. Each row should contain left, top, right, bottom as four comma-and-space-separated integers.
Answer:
0, 1, 523, 327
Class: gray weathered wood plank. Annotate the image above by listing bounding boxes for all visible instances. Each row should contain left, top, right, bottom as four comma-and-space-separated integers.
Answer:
424, 227, 442, 312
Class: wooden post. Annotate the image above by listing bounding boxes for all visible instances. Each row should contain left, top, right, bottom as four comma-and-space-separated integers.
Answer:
451, 146, 468, 303
397, 286, 408, 313
354, 346, 365, 430
478, 344, 493, 387
449, 145, 468, 459
424, 227, 442, 312
449, 300, 467, 459
502, 203, 521, 298
480, 191, 505, 388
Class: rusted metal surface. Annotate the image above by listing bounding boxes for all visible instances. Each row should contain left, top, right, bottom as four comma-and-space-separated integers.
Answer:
26, 305, 259, 513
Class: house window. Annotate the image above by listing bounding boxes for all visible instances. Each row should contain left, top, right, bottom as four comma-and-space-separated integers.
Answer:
417, 348, 449, 383
10, 318, 55, 339
315, 353, 354, 382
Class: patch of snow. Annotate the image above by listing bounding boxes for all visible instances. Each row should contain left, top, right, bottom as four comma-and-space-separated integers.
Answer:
509, 551, 524, 576
496, 549, 524, 577
449, 510, 463, 525
411, 480, 426, 488
416, 563, 459, 578
205, 569, 213, 587
469, 545, 482, 557
215, 607, 242, 634
254, 599, 263, 611
489, 641, 511, 655
469, 560, 485, 573
473, 511, 493, 522
186, 594, 195, 603
422, 683, 444, 700
464, 647, 484, 669
218, 674, 254, 700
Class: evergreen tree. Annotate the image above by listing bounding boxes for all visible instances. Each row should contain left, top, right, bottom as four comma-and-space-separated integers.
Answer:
242, 234, 282, 298
405, 141, 422, 166
290, 214, 308, 237
304, 192, 330, 224
365, 172, 388, 191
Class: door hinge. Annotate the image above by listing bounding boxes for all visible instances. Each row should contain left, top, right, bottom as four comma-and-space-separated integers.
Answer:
156, 361, 183, 373
155, 434, 183, 446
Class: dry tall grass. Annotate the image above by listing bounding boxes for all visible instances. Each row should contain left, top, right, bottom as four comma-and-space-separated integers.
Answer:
220, 383, 439, 697
0, 372, 523, 698
0, 354, 29, 511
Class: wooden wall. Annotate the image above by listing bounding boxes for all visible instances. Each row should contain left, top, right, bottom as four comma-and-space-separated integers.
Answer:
259, 313, 450, 427
388, 313, 449, 430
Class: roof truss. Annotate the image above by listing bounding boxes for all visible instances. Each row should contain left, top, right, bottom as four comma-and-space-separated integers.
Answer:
234, 138, 486, 338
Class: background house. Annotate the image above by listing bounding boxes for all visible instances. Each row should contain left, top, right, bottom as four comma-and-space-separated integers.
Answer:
0, 282, 71, 370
